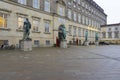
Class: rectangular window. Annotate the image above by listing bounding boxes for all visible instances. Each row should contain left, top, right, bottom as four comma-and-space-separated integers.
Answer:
33, 0, 40, 9
78, 14, 81, 23
73, 12, 77, 21
34, 40, 40, 46
0, 13, 7, 28
68, 9, 72, 19
18, 16, 26, 29
32, 19, 40, 31
108, 32, 112, 38
58, 5, 64, 16
78, 0, 81, 4
82, 15, 85, 24
73, 27, 77, 36
46, 40, 50, 45
78, 28, 81, 37
44, 0, 50, 12
45, 21, 50, 33
18, 0, 26, 5
68, 25, 72, 35
114, 31, 119, 38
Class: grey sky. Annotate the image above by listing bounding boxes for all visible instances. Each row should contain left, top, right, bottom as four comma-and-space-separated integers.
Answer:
94, 0, 120, 24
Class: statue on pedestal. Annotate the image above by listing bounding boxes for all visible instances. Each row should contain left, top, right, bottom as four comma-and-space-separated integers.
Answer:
95, 32, 99, 42
85, 30, 88, 42
58, 24, 66, 42
58, 24, 67, 48
22, 18, 31, 40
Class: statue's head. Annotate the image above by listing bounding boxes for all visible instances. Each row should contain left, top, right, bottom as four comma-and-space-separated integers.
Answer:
26, 18, 29, 21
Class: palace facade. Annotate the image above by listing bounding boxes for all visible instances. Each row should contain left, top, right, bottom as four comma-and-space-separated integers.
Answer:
101, 23, 120, 44
0, 0, 107, 47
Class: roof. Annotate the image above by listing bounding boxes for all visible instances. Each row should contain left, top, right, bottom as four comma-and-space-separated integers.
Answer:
101, 23, 120, 27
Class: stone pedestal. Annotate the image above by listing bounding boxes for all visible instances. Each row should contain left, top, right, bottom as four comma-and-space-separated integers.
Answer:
84, 41, 89, 46
95, 42, 99, 46
60, 40, 67, 48
20, 40, 32, 51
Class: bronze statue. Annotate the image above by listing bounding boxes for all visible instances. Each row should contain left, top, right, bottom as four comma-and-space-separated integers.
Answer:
22, 18, 31, 40
95, 32, 99, 42
58, 24, 66, 41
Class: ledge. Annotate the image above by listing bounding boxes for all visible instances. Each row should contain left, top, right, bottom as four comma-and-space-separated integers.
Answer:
16, 29, 23, 32
32, 31, 41, 33
44, 32, 51, 34
0, 28, 11, 31
69, 35, 72, 36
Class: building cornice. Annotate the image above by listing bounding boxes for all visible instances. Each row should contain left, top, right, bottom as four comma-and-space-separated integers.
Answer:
101, 23, 120, 27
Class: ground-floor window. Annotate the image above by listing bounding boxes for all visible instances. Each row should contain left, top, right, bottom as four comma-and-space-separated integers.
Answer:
108, 32, 112, 38
34, 40, 40, 46
46, 40, 50, 45
114, 31, 119, 38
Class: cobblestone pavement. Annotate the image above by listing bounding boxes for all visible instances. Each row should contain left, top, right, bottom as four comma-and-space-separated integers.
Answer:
0, 45, 120, 80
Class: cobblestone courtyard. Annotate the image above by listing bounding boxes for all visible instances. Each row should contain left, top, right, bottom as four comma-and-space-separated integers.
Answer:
0, 45, 120, 80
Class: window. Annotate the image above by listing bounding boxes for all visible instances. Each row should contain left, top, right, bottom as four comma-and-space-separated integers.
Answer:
68, 0, 72, 5
73, 12, 77, 21
108, 32, 112, 38
82, 2, 85, 7
78, 0, 81, 4
78, 14, 81, 23
18, 16, 26, 29
32, 19, 40, 31
102, 32, 106, 38
45, 21, 50, 33
44, 0, 50, 12
18, 0, 26, 5
68, 9, 72, 19
115, 27, 118, 31
108, 28, 111, 31
73, 4, 76, 8
46, 40, 50, 45
74, 0, 76, 2
68, 25, 72, 35
82, 15, 85, 24
78, 28, 81, 37
86, 17, 88, 25
73, 27, 77, 36
33, 0, 40, 9
58, 5, 65, 16
34, 40, 40, 46
114, 31, 119, 38
0, 13, 7, 28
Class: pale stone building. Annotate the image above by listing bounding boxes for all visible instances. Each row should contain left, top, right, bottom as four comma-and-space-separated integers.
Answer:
101, 23, 120, 44
0, 0, 107, 47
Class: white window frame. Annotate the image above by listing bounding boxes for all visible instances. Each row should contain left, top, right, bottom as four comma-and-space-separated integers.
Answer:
18, 0, 26, 5
33, 0, 40, 9
17, 16, 26, 30
68, 9, 72, 19
32, 18, 40, 32
45, 21, 50, 33
44, 0, 50, 12
0, 13, 7, 28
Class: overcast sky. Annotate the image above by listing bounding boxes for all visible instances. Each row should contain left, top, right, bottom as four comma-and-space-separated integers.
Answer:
94, 0, 120, 24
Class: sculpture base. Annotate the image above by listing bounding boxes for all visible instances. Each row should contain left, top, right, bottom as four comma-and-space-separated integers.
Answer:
60, 40, 67, 48
84, 41, 89, 46
20, 40, 32, 51
95, 41, 99, 46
